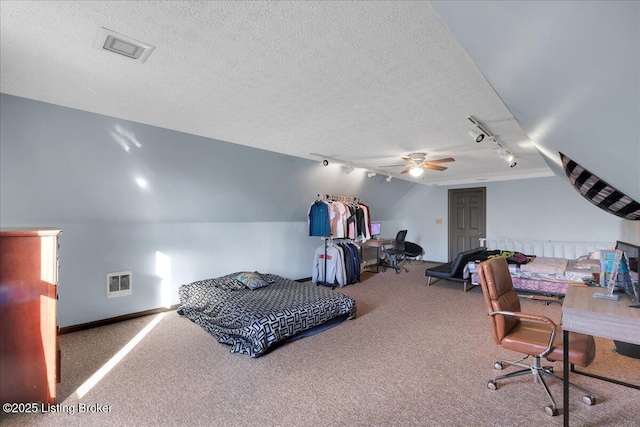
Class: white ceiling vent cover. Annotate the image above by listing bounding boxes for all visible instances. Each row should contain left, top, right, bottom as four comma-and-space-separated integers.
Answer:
94, 27, 154, 63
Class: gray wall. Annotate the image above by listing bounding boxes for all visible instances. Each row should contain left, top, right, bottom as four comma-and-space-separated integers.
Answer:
0, 94, 409, 327
0, 94, 627, 327
399, 176, 621, 263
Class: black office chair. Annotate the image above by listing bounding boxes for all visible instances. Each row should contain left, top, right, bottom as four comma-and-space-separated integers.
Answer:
404, 241, 424, 264
383, 230, 409, 274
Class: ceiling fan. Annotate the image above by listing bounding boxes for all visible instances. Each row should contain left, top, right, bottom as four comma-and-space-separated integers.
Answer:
381, 153, 455, 177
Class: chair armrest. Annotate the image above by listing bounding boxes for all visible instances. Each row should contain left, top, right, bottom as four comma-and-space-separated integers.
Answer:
489, 310, 558, 357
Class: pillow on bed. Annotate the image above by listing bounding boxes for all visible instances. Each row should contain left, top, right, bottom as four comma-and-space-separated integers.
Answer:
520, 257, 568, 275
213, 276, 246, 291
236, 272, 269, 290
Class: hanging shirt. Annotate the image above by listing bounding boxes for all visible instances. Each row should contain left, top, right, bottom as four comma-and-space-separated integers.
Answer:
346, 205, 357, 239
355, 206, 366, 240
327, 202, 340, 237
312, 245, 346, 286
360, 203, 372, 241
308, 200, 331, 237
335, 202, 347, 238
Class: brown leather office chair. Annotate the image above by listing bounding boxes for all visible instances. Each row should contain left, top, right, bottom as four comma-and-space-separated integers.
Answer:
477, 257, 596, 416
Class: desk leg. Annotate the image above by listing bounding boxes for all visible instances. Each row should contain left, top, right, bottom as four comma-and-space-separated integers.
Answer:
563, 329, 569, 427
570, 365, 640, 390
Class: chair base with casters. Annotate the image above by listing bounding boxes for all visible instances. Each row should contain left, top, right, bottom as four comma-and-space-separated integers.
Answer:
477, 257, 597, 417
380, 251, 409, 274
487, 352, 596, 417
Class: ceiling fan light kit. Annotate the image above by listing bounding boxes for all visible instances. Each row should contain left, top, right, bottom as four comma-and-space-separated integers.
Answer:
409, 166, 424, 177
389, 152, 455, 176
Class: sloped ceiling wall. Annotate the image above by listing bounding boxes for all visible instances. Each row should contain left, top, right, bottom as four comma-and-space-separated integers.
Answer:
433, 1, 640, 202
0, 94, 415, 224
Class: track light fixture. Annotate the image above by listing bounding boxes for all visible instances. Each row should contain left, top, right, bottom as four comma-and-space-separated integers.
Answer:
467, 116, 493, 143
469, 129, 485, 143
495, 144, 517, 167
309, 153, 391, 179
386, 174, 392, 182
499, 153, 512, 162
466, 120, 518, 169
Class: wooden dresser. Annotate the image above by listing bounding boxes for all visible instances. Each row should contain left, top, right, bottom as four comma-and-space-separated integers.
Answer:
0, 228, 61, 405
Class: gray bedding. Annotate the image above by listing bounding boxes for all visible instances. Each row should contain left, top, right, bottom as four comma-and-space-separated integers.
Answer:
177, 273, 357, 357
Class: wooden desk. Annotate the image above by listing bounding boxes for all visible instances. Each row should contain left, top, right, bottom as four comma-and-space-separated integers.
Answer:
562, 286, 640, 426
361, 238, 394, 273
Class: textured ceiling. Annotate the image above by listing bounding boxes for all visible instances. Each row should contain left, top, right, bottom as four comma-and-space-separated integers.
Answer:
0, 1, 553, 185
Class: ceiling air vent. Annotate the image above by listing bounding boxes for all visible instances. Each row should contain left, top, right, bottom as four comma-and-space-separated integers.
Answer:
94, 27, 154, 63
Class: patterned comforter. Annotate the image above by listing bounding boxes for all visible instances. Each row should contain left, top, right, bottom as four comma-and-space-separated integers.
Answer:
177, 273, 357, 357
464, 258, 600, 296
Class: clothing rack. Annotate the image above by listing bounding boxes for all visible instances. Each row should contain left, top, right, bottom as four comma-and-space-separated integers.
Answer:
313, 193, 362, 288
317, 193, 361, 204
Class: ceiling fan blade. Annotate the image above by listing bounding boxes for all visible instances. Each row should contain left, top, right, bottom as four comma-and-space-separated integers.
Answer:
401, 166, 413, 174
424, 164, 447, 171
401, 156, 414, 163
380, 164, 407, 168
427, 157, 455, 164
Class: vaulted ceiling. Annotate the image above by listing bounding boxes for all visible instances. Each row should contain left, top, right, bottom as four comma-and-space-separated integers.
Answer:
1, 1, 637, 197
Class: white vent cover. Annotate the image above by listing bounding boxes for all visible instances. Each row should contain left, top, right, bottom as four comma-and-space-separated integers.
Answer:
94, 28, 154, 63
107, 271, 132, 298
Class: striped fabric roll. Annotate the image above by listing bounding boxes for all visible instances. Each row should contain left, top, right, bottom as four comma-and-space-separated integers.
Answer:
560, 152, 640, 220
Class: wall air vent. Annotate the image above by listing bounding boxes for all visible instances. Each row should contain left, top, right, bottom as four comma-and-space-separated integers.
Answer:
94, 27, 154, 63
107, 271, 132, 298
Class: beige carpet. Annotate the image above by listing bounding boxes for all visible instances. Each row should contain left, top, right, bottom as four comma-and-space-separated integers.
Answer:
2, 262, 639, 426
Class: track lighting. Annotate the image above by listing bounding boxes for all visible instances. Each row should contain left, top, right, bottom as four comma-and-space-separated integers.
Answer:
409, 166, 424, 177
469, 129, 485, 143
497, 148, 517, 167
471, 128, 518, 168
386, 174, 392, 182
467, 116, 493, 143
500, 153, 514, 163
310, 153, 388, 179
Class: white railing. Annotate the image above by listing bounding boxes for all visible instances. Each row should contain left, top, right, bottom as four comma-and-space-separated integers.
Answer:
479, 238, 614, 259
